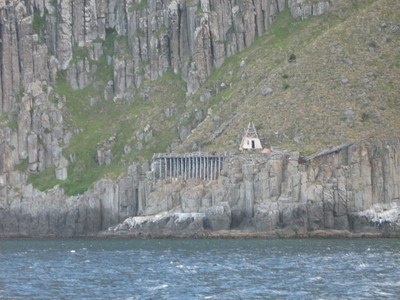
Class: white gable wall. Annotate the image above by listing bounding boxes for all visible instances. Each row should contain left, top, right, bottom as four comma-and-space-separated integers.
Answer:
240, 137, 263, 150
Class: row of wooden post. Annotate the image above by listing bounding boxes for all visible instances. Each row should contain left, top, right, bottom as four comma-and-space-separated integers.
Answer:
157, 156, 224, 180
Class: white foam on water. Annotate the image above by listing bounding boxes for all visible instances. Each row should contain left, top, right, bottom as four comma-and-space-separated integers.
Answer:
374, 290, 392, 297
70, 250, 76, 253
148, 284, 168, 291
310, 276, 323, 281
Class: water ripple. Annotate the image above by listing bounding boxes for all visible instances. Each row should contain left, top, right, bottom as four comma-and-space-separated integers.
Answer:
0, 238, 400, 299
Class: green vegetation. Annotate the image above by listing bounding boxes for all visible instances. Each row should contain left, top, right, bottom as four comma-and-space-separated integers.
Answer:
1, 112, 18, 130
30, 52, 186, 195
26, 0, 400, 194
28, 166, 63, 192
179, 0, 400, 155
235, 12, 243, 19
71, 45, 89, 63
361, 112, 372, 122
14, 159, 29, 172
154, 25, 168, 39
226, 26, 235, 35
288, 53, 297, 63
195, 6, 204, 15
133, 29, 145, 38
216, 40, 230, 45
32, 12, 46, 34
128, 0, 148, 12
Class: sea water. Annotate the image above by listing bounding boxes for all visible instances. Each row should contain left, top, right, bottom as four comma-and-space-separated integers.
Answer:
1, 238, 399, 299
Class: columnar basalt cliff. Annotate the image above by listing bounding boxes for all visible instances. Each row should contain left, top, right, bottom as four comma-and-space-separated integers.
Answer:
0, 0, 334, 189
2, 0, 398, 238
1, 141, 399, 237
288, 0, 337, 19
0, 0, 286, 188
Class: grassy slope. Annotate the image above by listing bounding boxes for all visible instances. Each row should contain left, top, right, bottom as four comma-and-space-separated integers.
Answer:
28, 0, 400, 195
29, 33, 187, 195
181, 0, 400, 155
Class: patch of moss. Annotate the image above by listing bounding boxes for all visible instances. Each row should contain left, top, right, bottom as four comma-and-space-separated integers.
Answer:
226, 26, 235, 35
32, 12, 46, 34
129, 0, 148, 12
71, 45, 89, 63
133, 28, 145, 38
27, 166, 63, 192
154, 25, 168, 39
14, 159, 29, 172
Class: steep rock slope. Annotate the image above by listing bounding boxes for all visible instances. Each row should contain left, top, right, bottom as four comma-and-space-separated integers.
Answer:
1, 141, 399, 237
1, 0, 304, 192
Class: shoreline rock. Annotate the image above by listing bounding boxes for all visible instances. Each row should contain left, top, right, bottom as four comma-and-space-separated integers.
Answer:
1, 141, 400, 238
2, 229, 399, 239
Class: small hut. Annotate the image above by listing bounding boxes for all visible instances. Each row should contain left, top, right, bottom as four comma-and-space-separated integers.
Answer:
240, 122, 263, 151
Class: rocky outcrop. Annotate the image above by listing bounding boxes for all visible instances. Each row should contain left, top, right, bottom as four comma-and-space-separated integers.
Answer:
288, 0, 337, 19
0, 164, 141, 236
1, 140, 399, 237
106, 141, 400, 236
110, 212, 205, 236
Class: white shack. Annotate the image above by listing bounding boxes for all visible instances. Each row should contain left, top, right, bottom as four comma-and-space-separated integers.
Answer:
240, 122, 263, 151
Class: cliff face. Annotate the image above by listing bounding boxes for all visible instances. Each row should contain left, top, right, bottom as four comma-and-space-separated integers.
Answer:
0, 0, 290, 104
2, 0, 270, 188
3, 0, 397, 237
0, 0, 335, 190
111, 140, 400, 236
1, 141, 399, 236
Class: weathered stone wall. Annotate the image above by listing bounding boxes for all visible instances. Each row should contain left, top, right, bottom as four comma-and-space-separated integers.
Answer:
1, 141, 399, 236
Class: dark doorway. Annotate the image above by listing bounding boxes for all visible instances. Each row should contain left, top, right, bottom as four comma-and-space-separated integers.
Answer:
251, 140, 255, 149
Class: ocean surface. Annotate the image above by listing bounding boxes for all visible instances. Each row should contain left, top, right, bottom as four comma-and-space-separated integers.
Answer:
0, 238, 399, 299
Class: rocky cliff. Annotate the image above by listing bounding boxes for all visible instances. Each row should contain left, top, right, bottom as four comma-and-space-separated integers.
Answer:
0, 0, 334, 190
1, 0, 399, 237
1, 141, 399, 237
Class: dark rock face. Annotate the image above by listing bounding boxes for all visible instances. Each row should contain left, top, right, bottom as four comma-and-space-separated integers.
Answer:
1, 141, 399, 237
